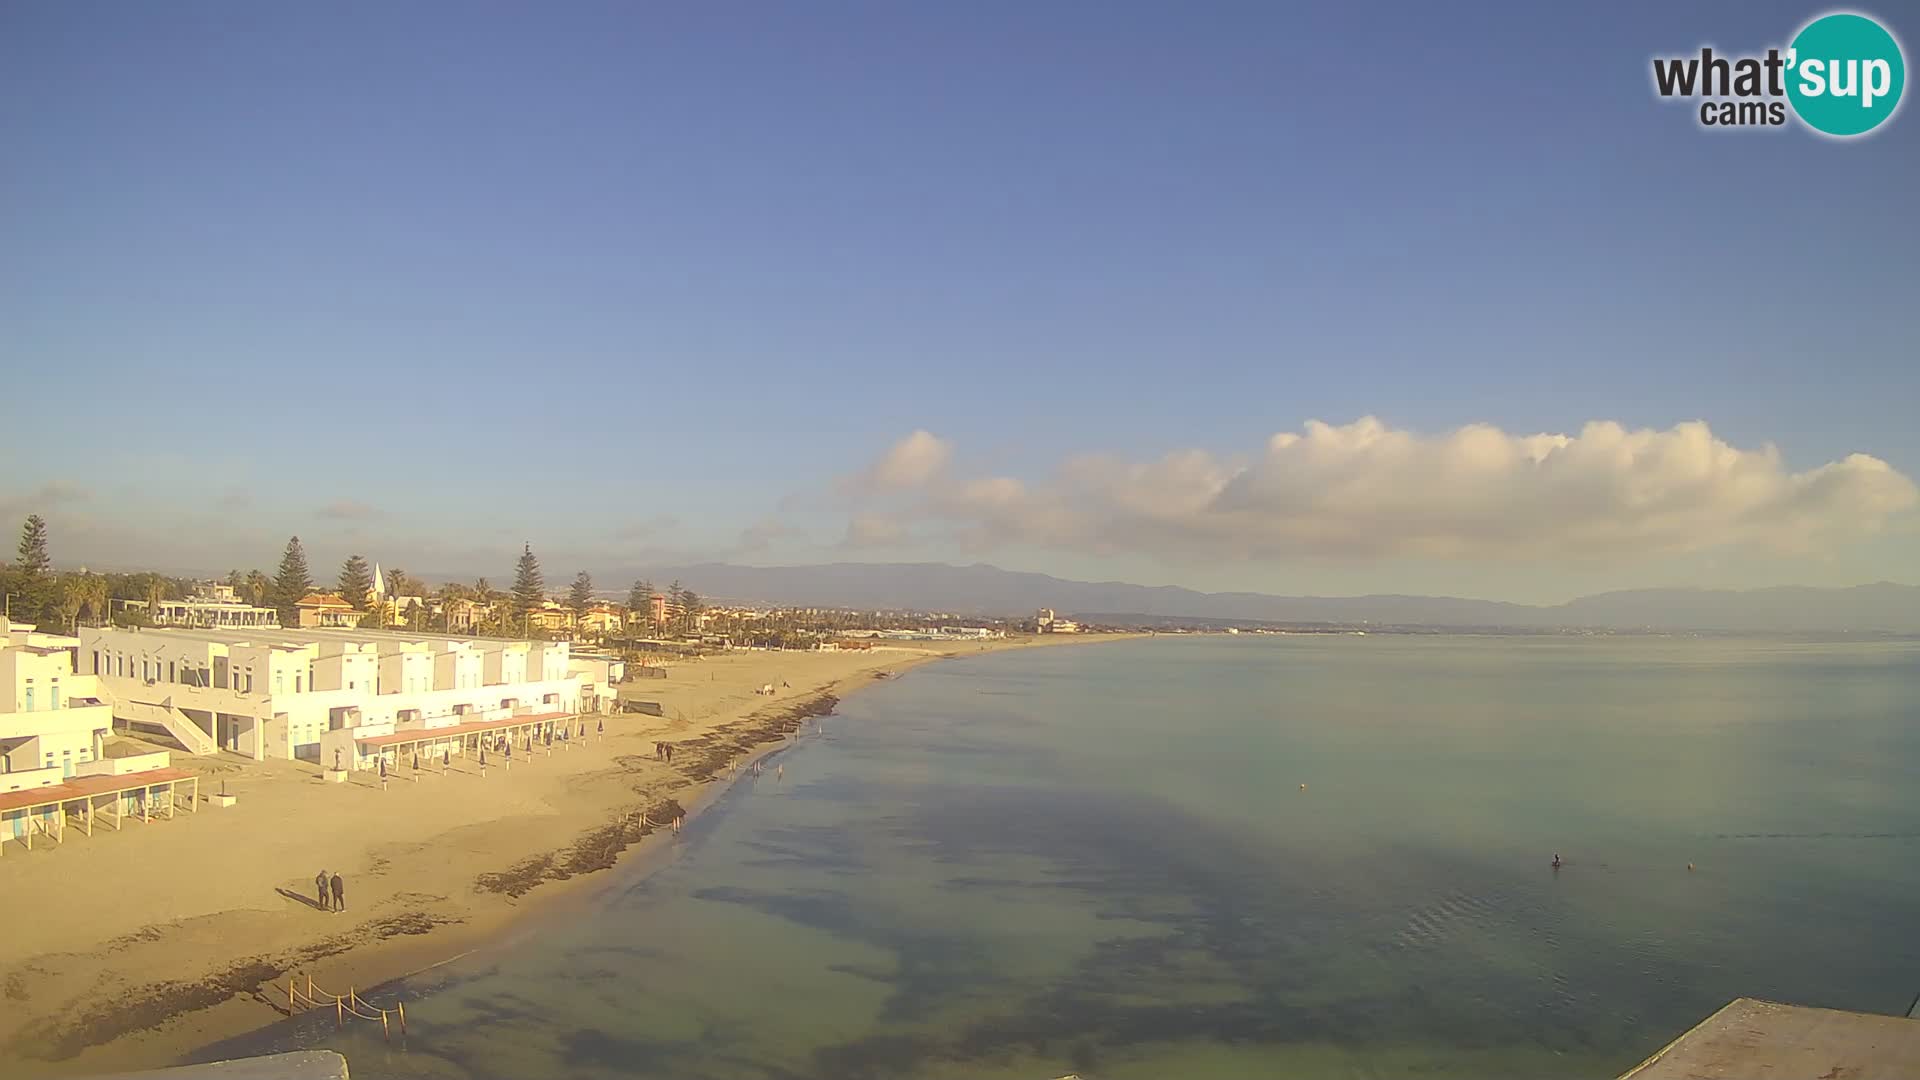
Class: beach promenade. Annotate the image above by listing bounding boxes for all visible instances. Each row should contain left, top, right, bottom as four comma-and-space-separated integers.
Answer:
0, 634, 1127, 1077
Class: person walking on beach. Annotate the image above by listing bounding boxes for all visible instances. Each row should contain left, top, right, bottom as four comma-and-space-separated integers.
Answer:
329, 872, 345, 913
316, 869, 331, 911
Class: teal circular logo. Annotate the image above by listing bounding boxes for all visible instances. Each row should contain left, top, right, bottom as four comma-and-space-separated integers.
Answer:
1786, 13, 1906, 136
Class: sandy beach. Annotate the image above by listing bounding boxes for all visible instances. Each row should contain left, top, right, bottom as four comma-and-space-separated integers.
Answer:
0, 634, 1133, 1077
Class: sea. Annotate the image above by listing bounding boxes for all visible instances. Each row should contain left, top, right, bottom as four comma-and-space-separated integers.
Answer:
198, 634, 1920, 1079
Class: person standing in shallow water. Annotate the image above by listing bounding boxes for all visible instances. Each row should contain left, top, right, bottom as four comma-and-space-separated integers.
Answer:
330, 872, 345, 912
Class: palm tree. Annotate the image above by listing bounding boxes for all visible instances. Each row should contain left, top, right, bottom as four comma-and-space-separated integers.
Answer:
65, 573, 109, 627
58, 575, 86, 633
245, 570, 272, 609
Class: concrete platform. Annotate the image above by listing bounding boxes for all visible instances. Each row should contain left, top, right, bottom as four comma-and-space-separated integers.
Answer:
67, 1050, 348, 1079
1621, 997, 1920, 1079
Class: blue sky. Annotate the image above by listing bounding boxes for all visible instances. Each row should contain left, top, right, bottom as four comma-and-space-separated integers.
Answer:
2, 1, 1915, 603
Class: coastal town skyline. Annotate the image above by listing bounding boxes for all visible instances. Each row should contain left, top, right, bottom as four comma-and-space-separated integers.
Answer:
5, 2, 1917, 604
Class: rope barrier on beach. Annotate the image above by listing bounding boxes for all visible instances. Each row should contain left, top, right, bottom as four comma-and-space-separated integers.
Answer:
287, 973, 407, 1040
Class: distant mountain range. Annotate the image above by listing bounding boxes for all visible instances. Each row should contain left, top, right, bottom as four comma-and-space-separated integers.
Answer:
604, 562, 1920, 634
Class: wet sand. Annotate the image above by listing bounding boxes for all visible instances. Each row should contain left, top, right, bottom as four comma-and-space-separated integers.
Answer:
0, 635, 1135, 1077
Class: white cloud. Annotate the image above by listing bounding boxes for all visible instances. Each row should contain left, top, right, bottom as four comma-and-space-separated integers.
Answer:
843, 430, 953, 496
842, 513, 908, 549
612, 514, 680, 541
737, 517, 804, 553
317, 499, 382, 521
0, 480, 90, 519
899, 418, 1918, 563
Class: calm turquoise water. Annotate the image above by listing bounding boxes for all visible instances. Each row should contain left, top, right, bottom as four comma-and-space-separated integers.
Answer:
203, 636, 1920, 1078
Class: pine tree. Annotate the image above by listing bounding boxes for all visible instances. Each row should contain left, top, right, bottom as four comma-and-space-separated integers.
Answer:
666, 580, 687, 634
11, 515, 55, 623
272, 536, 313, 627
628, 579, 654, 612
339, 554, 374, 610
511, 543, 545, 619
569, 571, 594, 616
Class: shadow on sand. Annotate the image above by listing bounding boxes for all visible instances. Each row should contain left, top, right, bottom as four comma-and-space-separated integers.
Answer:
276, 887, 328, 911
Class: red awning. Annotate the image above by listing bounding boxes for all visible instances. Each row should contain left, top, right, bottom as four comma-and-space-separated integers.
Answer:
0, 767, 197, 814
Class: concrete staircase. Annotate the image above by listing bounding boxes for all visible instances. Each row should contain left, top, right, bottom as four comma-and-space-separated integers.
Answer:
115, 698, 217, 756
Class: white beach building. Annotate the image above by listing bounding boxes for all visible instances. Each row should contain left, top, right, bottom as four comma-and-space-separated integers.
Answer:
134, 582, 280, 630
2, 620, 114, 782
2, 621, 195, 855
77, 625, 620, 769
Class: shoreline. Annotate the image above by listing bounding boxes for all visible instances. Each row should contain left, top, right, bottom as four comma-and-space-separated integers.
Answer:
2, 634, 1144, 1077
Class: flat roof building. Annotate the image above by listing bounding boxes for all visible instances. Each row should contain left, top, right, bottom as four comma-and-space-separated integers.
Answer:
128, 583, 280, 630
78, 625, 614, 769
2, 620, 114, 785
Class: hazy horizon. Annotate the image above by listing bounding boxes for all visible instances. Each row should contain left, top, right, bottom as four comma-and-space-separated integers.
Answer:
4, 2, 1917, 605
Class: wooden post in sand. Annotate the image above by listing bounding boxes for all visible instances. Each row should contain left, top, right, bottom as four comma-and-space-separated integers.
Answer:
397, 1000, 407, 1033
335, 997, 342, 1029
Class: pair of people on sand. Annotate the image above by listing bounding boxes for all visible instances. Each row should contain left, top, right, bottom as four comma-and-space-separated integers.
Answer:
313, 869, 346, 911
